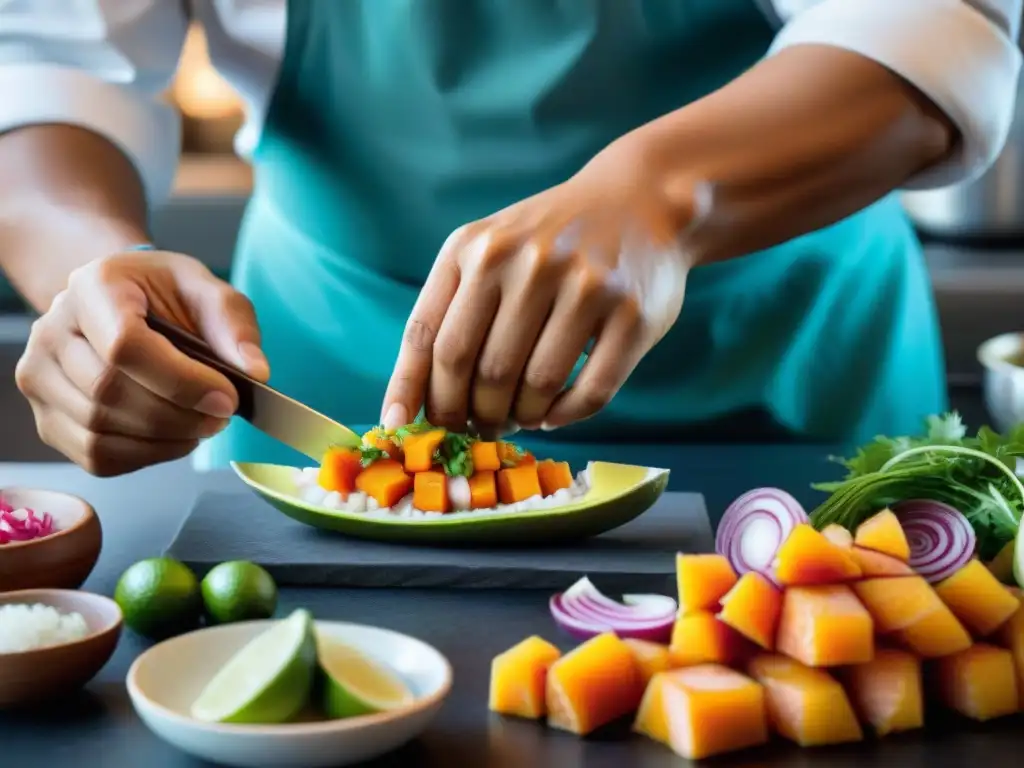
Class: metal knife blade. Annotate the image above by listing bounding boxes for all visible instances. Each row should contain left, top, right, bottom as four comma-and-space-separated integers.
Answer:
146, 314, 360, 461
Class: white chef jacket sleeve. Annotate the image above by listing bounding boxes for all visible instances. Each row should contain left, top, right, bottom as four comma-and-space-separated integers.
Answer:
768, 0, 1023, 189
0, 0, 189, 207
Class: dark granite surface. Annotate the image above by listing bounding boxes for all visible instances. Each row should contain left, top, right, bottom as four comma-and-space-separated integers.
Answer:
0, 435, 1020, 767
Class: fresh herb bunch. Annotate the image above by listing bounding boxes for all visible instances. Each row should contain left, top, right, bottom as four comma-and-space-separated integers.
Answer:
809, 412, 1024, 560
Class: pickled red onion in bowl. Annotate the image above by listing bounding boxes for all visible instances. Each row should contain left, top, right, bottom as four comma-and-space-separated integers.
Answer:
0, 497, 55, 545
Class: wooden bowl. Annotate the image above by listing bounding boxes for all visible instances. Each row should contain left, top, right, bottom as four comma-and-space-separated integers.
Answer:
0, 488, 102, 593
0, 589, 122, 707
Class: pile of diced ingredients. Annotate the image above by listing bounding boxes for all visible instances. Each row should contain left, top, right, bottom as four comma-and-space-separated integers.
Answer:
487, 412, 1024, 760
0, 496, 54, 545
292, 422, 589, 518
0, 604, 89, 653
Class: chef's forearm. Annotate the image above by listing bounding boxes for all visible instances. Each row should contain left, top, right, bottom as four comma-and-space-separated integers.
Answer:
623, 44, 956, 266
0, 125, 150, 312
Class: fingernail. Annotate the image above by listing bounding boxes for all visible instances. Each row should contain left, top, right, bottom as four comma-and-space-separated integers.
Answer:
540, 421, 558, 432
196, 392, 236, 419
382, 403, 408, 431
239, 342, 270, 380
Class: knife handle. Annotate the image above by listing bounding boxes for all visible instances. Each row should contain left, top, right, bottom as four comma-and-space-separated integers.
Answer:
145, 313, 259, 422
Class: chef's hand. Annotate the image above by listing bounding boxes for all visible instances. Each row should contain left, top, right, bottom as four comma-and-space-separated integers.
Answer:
383, 140, 708, 433
15, 250, 269, 476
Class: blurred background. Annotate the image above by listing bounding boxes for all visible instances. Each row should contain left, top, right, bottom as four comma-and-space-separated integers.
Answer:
0, 22, 1021, 460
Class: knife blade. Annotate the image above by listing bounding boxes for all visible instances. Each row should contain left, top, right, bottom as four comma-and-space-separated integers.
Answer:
146, 313, 360, 461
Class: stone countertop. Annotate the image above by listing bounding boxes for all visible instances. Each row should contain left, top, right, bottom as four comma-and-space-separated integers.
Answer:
1, 445, 1022, 768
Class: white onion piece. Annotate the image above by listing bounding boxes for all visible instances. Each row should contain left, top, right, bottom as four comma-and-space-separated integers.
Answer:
549, 576, 676, 643
447, 476, 472, 510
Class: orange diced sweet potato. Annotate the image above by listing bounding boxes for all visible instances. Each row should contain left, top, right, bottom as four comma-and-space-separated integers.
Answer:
717, 573, 782, 650
669, 611, 745, 667
546, 632, 644, 735
497, 464, 543, 505
634, 665, 768, 760
413, 470, 449, 513
623, 639, 673, 686
821, 524, 853, 549
354, 459, 413, 508
893, 603, 973, 658
401, 428, 447, 473
774, 524, 862, 586
849, 547, 914, 577
934, 644, 1019, 721
537, 459, 574, 497
776, 585, 874, 667
489, 636, 561, 719
840, 649, 924, 736
747, 654, 862, 746
854, 509, 910, 562
934, 560, 1020, 637
317, 447, 363, 495
468, 471, 498, 509
469, 441, 501, 472
995, 594, 1024, 709
676, 554, 738, 614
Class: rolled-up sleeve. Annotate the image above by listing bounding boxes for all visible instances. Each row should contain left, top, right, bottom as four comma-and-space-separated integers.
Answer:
769, 0, 1023, 189
0, 0, 189, 206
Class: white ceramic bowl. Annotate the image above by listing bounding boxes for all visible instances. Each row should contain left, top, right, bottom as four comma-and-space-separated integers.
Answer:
126, 620, 452, 768
978, 333, 1024, 434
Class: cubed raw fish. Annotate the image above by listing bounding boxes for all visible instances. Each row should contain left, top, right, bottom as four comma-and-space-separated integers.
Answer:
669, 611, 746, 667
675, 554, 737, 614
934, 560, 1020, 637
717, 572, 782, 650
546, 632, 644, 735
776, 585, 873, 667
841, 648, 924, 736
854, 509, 911, 561
747, 653, 862, 746
623, 639, 673, 686
634, 665, 768, 760
934, 644, 1019, 722
488, 636, 561, 719
774, 525, 861, 586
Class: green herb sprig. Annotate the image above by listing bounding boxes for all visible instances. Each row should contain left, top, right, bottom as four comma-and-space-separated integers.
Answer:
809, 412, 1024, 560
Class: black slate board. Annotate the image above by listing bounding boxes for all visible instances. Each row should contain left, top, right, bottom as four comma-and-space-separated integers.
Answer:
166, 491, 713, 592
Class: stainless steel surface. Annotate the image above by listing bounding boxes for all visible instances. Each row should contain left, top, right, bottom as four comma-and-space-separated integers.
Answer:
147, 315, 359, 461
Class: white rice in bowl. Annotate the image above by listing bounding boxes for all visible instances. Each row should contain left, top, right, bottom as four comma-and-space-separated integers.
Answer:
291, 463, 593, 519
0, 603, 90, 653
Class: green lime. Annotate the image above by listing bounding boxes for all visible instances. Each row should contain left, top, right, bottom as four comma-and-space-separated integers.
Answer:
191, 608, 317, 724
317, 632, 414, 719
114, 557, 202, 639
201, 561, 278, 625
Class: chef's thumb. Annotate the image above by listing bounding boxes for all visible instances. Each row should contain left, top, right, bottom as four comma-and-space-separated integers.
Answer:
190, 282, 271, 382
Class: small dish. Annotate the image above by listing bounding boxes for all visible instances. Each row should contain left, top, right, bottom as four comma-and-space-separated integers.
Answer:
127, 620, 452, 768
0, 488, 102, 593
978, 332, 1024, 433
231, 460, 670, 545
0, 589, 123, 708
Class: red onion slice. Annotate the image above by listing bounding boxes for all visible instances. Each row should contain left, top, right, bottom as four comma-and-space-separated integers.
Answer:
549, 577, 677, 643
716, 488, 809, 578
892, 499, 975, 584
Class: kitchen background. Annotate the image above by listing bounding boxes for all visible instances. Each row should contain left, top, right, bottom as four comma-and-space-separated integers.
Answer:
0, 24, 1020, 460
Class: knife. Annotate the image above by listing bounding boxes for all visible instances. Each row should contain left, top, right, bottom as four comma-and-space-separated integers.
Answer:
146, 313, 361, 461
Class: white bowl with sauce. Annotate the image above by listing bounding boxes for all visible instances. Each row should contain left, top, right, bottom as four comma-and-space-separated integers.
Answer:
978, 332, 1024, 433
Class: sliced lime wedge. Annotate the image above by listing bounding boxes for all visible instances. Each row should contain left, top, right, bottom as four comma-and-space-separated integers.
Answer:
191, 608, 316, 724
317, 632, 414, 719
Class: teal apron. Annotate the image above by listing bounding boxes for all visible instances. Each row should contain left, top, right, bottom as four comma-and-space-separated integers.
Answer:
194, 0, 947, 472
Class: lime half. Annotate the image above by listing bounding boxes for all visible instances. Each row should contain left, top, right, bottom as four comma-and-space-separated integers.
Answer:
317, 632, 415, 719
1014, 527, 1024, 589
191, 609, 316, 724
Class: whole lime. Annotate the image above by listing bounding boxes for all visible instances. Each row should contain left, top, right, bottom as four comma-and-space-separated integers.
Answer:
201, 561, 278, 625
114, 557, 202, 639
